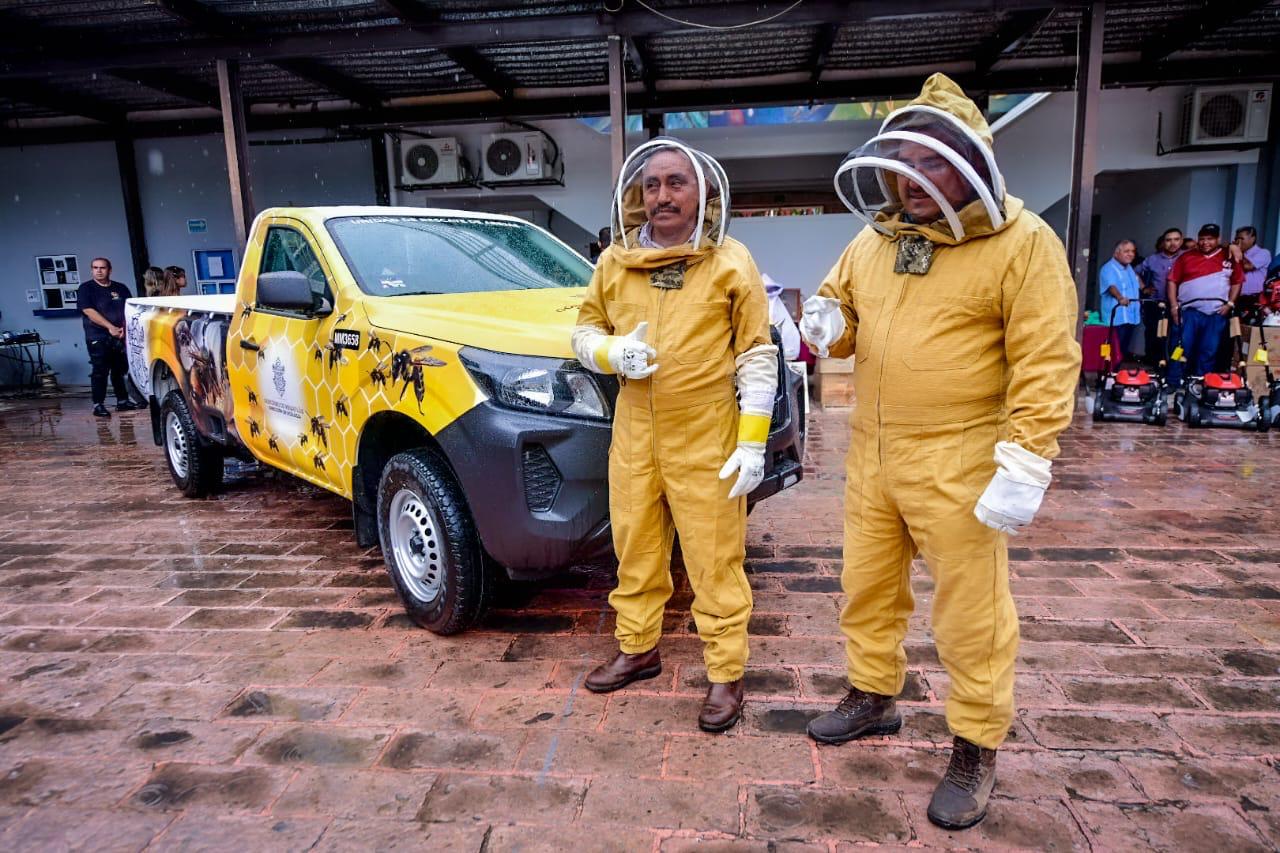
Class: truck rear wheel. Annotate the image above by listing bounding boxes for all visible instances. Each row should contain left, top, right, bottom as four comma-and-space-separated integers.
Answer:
377, 448, 490, 635
160, 390, 223, 498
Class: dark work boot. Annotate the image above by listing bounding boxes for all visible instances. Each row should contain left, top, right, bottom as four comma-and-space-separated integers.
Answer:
92, 403, 111, 418
806, 685, 902, 744
927, 736, 997, 830
698, 679, 744, 733
584, 648, 661, 693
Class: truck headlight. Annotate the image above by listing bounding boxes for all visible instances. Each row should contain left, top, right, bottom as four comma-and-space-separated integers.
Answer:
459, 347, 611, 421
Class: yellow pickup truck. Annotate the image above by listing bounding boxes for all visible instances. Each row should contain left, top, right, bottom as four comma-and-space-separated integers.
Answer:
126, 207, 805, 634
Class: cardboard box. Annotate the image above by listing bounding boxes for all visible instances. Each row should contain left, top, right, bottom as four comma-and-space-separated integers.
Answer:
814, 359, 856, 407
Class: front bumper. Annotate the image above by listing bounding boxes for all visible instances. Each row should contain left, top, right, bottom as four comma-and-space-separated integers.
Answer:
436, 354, 806, 579
434, 400, 614, 577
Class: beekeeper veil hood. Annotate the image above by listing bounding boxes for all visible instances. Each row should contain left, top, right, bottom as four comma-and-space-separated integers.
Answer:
834, 73, 1007, 244
611, 137, 730, 251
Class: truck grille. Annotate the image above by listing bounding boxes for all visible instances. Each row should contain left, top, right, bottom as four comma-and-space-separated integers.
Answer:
522, 444, 561, 512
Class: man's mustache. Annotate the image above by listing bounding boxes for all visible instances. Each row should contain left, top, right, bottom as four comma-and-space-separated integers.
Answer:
650, 204, 680, 216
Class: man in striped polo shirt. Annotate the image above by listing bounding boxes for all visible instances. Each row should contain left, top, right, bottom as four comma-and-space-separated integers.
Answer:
1167, 224, 1245, 385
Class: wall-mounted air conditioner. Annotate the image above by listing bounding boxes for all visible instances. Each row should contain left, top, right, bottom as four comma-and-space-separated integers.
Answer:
480, 130, 563, 183
1180, 85, 1271, 146
399, 137, 468, 186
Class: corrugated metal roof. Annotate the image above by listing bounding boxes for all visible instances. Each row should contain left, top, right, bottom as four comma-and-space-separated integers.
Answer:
1, 0, 1277, 132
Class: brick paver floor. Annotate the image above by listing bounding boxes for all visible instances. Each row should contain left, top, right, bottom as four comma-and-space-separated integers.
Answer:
0, 394, 1277, 851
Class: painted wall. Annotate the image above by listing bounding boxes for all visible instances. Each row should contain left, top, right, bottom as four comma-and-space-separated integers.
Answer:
0, 135, 375, 388
0, 142, 136, 387
997, 88, 1260, 216
731, 214, 856, 297
135, 134, 376, 288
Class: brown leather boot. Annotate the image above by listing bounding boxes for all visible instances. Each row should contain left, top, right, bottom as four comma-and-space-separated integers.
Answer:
927, 736, 997, 830
698, 679, 744, 733
583, 648, 662, 693
806, 685, 902, 744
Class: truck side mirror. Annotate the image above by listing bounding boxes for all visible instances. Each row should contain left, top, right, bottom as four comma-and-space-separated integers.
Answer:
257, 271, 316, 312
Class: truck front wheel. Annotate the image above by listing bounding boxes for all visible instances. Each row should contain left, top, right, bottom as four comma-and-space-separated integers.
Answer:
377, 448, 490, 635
160, 390, 223, 498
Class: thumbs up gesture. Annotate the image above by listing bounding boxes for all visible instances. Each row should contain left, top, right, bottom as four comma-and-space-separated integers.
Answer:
607, 321, 659, 379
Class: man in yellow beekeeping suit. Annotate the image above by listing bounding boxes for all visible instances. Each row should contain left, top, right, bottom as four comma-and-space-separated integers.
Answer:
800, 74, 1080, 829
571, 139, 778, 732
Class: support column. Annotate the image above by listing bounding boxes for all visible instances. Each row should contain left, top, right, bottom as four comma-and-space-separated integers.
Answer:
217, 59, 255, 248
371, 131, 391, 206
1066, 1, 1104, 334
643, 112, 664, 140
114, 135, 149, 290
607, 34, 627, 185
1252, 89, 1280, 249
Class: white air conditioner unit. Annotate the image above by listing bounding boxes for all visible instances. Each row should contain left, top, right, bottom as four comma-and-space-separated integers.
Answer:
481, 130, 562, 183
1180, 85, 1271, 146
399, 137, 467, 186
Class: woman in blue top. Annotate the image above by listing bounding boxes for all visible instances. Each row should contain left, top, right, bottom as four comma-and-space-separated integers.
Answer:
1099, 239, 1143, 363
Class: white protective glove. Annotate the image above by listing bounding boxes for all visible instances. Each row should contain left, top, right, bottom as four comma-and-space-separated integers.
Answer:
973, 441, 1052, 535
719, 442, 765, 499
800, 295, 845, 357
606, 321, 659, 379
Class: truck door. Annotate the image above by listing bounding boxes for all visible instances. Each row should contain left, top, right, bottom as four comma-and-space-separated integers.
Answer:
227, 218, 353, 494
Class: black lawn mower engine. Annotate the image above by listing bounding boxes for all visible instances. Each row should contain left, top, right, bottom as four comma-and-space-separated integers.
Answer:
1094, 367, 1166, 425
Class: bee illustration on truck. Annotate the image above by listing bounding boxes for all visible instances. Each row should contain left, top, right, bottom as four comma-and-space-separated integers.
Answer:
125, 206, 807, 637
309, 415, 331, 449
390, 345, 446, 413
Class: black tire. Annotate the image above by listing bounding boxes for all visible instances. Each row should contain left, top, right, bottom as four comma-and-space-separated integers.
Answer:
1258, 396, 1271, 433
1186, 398, 1201, 428
159, 390, 223, 498
1092, 395, 1105, 422
376, 448, 489, 635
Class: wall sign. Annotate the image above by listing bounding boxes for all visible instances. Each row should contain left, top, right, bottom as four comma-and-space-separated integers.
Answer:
192, 248, 237, 295
34, 254, 80, 309
187, 218, 208, 234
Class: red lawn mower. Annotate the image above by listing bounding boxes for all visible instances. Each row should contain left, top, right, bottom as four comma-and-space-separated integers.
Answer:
1171, 297, 1269, 431
1250, 314, 1280, 430
1091, 300, 1168, 426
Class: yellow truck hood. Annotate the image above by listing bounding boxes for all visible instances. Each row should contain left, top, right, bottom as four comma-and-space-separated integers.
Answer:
362, 288, 587, 358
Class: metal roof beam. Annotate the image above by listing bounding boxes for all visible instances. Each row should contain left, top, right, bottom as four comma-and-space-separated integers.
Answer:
809, 24, 840, 86
442, 49, 514, 101
371, 1, 514, 100
972, 9, 1054, 76
628, 37, 654, 96
1139, 0, 1271, 65
0, 0, 1080, 80
0, 10, 217, 108
153, 0, 385, 107
0, 79, 125, 125
113, 68, 220, 109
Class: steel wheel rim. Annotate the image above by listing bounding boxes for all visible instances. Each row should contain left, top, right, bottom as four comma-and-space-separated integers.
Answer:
165, 411, 189, 479
389, 487, 443, 602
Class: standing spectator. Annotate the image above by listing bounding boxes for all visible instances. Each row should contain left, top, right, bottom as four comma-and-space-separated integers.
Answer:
1181, 236, 1196, 253
162, 265, 188, 296
1099, 240, 1142, 363
142, 266, 166, 296
1136, 227, 1184, 364
588, 226, 612, 262
1167, 224, 1244, 385
78, 257, 142, 418
1233, 226, 1271, 318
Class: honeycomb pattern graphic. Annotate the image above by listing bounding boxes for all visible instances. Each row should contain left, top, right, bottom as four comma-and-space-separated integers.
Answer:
224, 298, 483, 500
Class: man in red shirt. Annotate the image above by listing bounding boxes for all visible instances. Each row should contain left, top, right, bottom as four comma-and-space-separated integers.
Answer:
1167, 224, 1244, 384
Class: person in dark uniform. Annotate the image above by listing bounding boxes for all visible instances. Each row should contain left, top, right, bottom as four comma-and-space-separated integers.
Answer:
78, 257, 142, 418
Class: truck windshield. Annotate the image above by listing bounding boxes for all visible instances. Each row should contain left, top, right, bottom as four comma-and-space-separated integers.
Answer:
326, 216, 592, 296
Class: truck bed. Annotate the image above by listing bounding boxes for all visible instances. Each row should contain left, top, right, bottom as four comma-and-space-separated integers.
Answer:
128, 294, 236, 315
